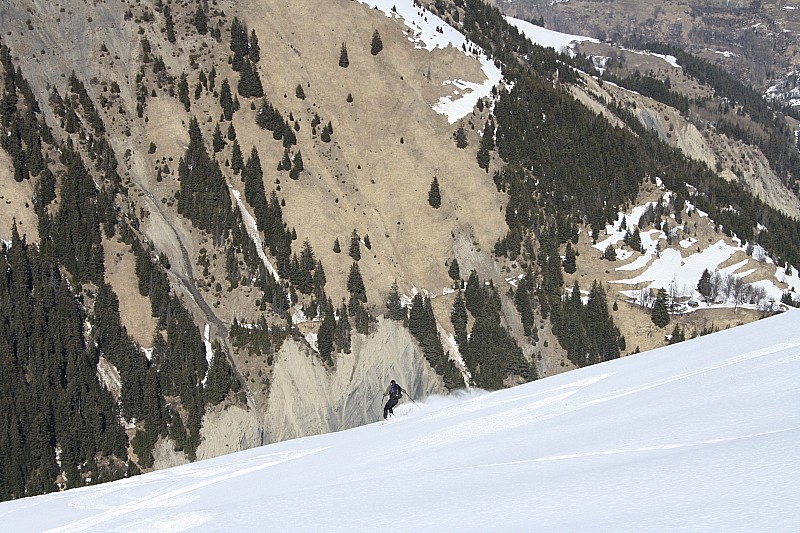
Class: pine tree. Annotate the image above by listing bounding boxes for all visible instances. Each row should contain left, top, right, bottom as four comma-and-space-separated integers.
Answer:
318, 301, 335, 363
651, 288, 670, 328
164, 5, 176, 44
562, 242, 577, 274
697, 269, 712, 302
454, 126, 468, 148
212, 123, 225, 153
347, 262, 367, 302
428, 177, 441, 208
448, 258, 460, 281
339, 43, 349, 68
193, 6, 208, 35
178, 73, 190, 111
370, 30, 383, 55
249, 30, 260, 63
333, 238, 341, 254
348, 229, 361, 261
231, 139, 243, 174
220, 78, 234, 120
295, 84, 306, 100
387, 280, 406, 320
451, 290, 468, 347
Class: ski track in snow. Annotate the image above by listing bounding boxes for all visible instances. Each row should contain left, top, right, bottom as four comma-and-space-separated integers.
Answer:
41, 449, 328, 533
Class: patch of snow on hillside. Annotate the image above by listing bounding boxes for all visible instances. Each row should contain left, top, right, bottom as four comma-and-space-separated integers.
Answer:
505, 16, 598, 54
230, 187, 280, 283
356, 0, 503, 123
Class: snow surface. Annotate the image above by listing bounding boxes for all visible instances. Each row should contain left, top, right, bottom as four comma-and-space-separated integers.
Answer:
355, 0, 503, 123
3, 311, 799, 531
505, 16, 599, 54
591, 198, 799, 309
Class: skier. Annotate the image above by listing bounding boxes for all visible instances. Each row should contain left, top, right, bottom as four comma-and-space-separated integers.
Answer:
382, 379, 405, 421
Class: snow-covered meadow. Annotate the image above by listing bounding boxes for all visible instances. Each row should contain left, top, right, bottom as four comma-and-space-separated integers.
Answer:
2, 311, 798, 532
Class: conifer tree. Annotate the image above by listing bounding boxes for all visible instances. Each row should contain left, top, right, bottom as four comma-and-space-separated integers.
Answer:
428, 177, 441, 208
212, 123, 225, 153
249, 30, 260, 63
562, 242, 577, 274
220, 78, 234, 120
697, 269, 712, 302
164, 5, 176, 44
178, 73, 190, 111
339, 43, 350, 68
193, 6, 208, 35
651, 288, 670, 328
231, 138, 243, 174
295, 84, 306, 100
347, 262, 367, 302
451, 290, 468, 347
333, 238, 341, 254
387, 280, 406, 320
348, 229, 361, 261
454, 127, 468, 148
318, 300, 335, 363
448, 258, 460, 281
370, 30, 383, 55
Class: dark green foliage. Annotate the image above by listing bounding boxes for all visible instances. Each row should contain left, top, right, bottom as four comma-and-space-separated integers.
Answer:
256, 99, 296, 148
347, 262, 367, 303
333, 238, 341, 254
514, 276, 536, 337
220, 78, 234, 121
51, 144, 106, 284
464, 270, 485, 317
178, 73, 190, 111
335, 302, 352, 353
461, 281, 533, 389
206, 343, 240, 405
450, 291, 468, 347
317, 300, 335, 363
553, 281, 622, 367
387, 280, 406, 320
371, 30, 383, 55
697, 269, 712, 302
476, 120, 493, 171
339, 43, 349, 68
562, 242, 577, 274
428, 177, 441, 208
164, 5, 176, 43
448, 258, 460, 281
177, 118, 233, 239
651, 288, 670, 328
623, 228, 643, 253
408, 294, 463, 389
348, 229, 361, 261
667, 324, 685, 345
230, 138, 243, 174
230, 18, 249, 72
193, 6, 208, 35
603, 244, 617, 261
212, 123, 225, 153
0, 227, 128, 500
296, 84, 306, 100
249, 30, 260, 63
237, 59, 263, 98
454, 126, 468, 148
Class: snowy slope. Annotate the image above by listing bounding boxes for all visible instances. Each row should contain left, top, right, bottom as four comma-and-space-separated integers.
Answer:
2, 311, 799, 532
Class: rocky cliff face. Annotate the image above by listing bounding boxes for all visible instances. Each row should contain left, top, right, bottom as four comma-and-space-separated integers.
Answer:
265, 318, 446, 442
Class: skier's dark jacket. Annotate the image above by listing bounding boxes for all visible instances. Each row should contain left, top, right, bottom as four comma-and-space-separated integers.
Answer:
386, 383, 403, 400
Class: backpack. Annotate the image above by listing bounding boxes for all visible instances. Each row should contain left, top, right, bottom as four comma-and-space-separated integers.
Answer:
389, 383, 402, 400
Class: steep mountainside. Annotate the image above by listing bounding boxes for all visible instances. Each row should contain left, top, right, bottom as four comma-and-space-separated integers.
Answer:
1, 0, 799, 500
